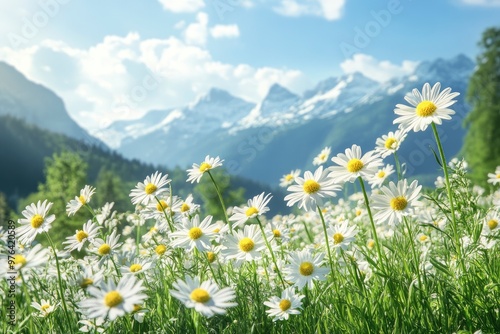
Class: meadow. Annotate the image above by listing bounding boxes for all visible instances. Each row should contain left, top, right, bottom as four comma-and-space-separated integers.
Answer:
1, 82, 499, 334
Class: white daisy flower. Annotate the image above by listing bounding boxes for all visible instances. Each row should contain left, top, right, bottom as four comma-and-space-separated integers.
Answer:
79, 275, 147, 321
393, 82, 460, 132
284, 248, 330, 290
129, 172, 171, 205
221, 224, 266, 263
327, 220, 358, 252
329, 145, 383, 184
280, 169, 301, 188
120, 258, 155, 276
170, 215, 216, 252
79, 317, 106, 333
63, 220, 101, 252
91, 229, 123, 259
371, 179, 422, 226
177, 194, 200, 216
170, 276, 237, 318
140, 195, 182, 221
264, 287, 305, 321
66, 185, 96, 216
229, 192, 272, 228
285, 166, 341, 212
487, 166, 500, 185
368, 164, 395, 188
313, 147, 331, 166
482, 210, 500, 236
374, 129, 408, 159
74, 264, 104, 290
186, 155, 224, 183
11, 243, 50, 272
17, 200, 55, 245
31, 299, 58, 317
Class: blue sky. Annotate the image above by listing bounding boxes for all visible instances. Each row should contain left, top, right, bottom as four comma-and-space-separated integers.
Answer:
0, 0, 499, 132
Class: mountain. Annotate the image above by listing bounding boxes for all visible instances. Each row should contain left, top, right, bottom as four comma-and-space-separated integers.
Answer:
100, 54, 475, 186
0, 61, 103, 146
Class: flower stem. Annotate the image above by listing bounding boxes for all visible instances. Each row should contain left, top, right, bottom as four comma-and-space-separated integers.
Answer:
316, 205, 335, 277
256, 217, 286, 289
358, 177, 384, 269
207, 170, 232, 232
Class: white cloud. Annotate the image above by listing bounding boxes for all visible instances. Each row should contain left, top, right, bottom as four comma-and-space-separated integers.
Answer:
460, 0, 500, 6
184, 12, 208, 46
158, 0, 205, 13
210, 24, 240, 38
0, 33, 309, 134
274, 0, 345, 20
340, 53, 419, 83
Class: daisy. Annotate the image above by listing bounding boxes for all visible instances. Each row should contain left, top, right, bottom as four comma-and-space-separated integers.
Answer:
74, 264, 104, 290
79, 275, 147, 321
63, 220, 101, 252
313, 147, 331, 166
371, 179, 422, 226
17, 200, 55, 245
170, 276, 237, 317
186, 155, 224, 183
120, 258, 155, 276
31, 299, 58, 317
393, 82, 460, 132
264, 287, 305, 321
9, 243, 50, 272
177, 194, 200, 216
482, 210, 500, 236
140, 195, 182, 221
66, 185, 96, 216
374, 129, 408, 158
229, 192, 272, 228
327, 220, 358, 252
284, 248, 330, 290
170, 215, 217, 251
329, 145, 383, 184
368, 164, 395, 188
487, 166, 500, 185
129, 172, 171, 205
280, 169, 301, 188
221, 225, 266, 263
285, 166, 341, 212
91, 229, 123, 259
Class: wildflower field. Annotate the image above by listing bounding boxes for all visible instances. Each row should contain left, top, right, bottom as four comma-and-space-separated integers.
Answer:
2, 82, 500, 333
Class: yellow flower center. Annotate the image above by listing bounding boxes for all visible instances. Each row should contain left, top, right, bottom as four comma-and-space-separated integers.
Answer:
76, 230, 88, 243
347, 158, 364, 173
207, 251, 216, 263
213, 228, 220, 233
239, 237, 255, 252
14, 254, 27, 267
133, 304, 142, 312
319, 153, 327, 161
416, 100, 437, 117
156, 200, 168, 212
384, 137, 397, 150
181, 203, 190, 212
80, 278, 94, 289
199, 162, 212, 172
419, 235, 429, 242
285, 174, 294, 181
190, 288, 210, 303
149, 227, 157, 233
367, 239, 375, 249
98, 244, 111, 255
355, 209, 362, 216
144, 183, 157, 195
245, 206, 259, 217
41, 304, 51, 312
189, 227, 203, 240
303, 180, 321, 194
79, 194, 87, 205
31, 214, 44, 228
377, 171, 386, 178
333, 233, 344, 244
488, 219, 498, 230
299, 261, 314, 276
130, 264, 143, 272
390, 196, 408, 211
155, 244, 167, 255
104, 291, 124, 307
273, 229, 281, 238
279, 299, 292, 311
497, 174, 500, 179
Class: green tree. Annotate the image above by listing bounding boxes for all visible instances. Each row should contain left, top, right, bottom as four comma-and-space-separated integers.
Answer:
463, 27, 500, 186
94, 168, 131, 212
0, 192, 12, 225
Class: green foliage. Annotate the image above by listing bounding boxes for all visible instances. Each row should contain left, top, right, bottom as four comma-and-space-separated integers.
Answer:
94, 168, 133, 213
463, 27, 500, 186
0, 192, 13, 224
